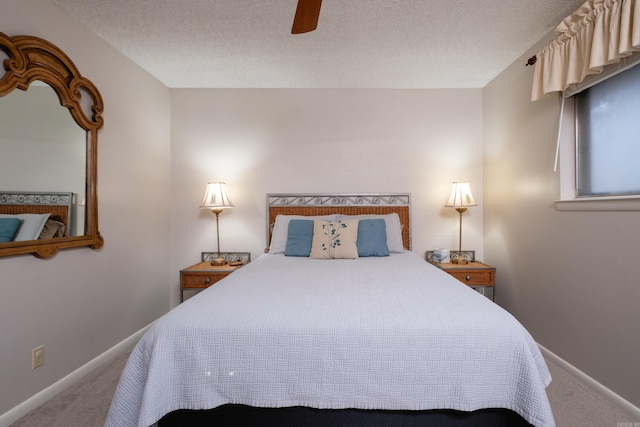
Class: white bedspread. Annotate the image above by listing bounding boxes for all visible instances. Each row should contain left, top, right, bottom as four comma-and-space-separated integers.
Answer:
105, 252, 555, 427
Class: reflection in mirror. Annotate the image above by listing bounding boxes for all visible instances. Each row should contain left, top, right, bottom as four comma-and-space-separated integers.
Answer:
0, 84, 86, 236
0, 32, 103, 258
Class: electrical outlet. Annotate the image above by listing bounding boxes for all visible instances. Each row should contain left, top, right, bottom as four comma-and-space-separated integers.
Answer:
32, 345, 44, 369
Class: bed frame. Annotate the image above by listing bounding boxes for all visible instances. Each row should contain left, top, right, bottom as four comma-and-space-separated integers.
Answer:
0, 191, 73, 237
159, 405, 532, 426
158, 192, 532, 427
267, 193, 411, 250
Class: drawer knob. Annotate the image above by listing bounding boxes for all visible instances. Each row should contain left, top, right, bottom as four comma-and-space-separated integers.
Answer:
465, 275, 471, 281
204, 278, 211, 284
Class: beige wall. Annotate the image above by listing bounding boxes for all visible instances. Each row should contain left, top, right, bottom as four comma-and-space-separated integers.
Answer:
483, 39, 640, 406
169, 88, 484, 306
0, 0, 172, 415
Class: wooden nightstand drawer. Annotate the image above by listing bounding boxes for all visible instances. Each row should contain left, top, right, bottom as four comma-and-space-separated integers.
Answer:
180, 255, 250, 302
181, 271, 230, 288
428, 260, 496, 301
447, 269, 494, 286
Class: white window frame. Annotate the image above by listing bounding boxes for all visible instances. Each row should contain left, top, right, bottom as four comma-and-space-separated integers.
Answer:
554, 57, 640, 212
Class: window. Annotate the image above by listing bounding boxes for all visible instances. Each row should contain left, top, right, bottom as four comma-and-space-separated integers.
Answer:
574, 64, 640, 197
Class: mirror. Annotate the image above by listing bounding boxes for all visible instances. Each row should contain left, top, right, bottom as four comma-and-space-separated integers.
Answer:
1, 86, 87, 236
0, 32, 103, 258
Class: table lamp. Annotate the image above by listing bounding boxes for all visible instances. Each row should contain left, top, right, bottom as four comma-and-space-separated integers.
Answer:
200, 182, 234, 266
445, 180, 477, 265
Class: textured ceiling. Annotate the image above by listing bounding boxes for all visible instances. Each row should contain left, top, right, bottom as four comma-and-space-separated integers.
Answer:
50, 0, 584, 89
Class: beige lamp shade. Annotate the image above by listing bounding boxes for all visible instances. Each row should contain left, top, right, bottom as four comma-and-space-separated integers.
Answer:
445, 180, 477, 208
200, 182, 234, 211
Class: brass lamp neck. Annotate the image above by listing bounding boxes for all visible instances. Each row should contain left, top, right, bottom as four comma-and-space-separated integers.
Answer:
452, 206, 469, 264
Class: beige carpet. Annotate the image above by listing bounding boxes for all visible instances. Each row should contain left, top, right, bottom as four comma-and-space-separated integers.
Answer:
9, 347, 640, 427
544, 357, 638, 426
9, 348, 132, 427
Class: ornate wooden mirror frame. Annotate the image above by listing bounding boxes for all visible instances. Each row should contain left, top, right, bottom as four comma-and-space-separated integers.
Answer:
0, 32, 103, 258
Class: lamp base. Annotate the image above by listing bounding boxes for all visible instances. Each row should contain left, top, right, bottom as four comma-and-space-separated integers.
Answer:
210, 256, 226, 266
451, 258, 469, 265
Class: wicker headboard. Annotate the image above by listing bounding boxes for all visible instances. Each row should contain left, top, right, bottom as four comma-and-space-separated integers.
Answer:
0, 191, 74, 237
267, 193, 411, 250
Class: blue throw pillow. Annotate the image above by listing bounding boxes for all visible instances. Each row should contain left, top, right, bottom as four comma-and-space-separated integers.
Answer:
0, 217, 22, 243
357, 219, 389, 257
284, 219, 314, 256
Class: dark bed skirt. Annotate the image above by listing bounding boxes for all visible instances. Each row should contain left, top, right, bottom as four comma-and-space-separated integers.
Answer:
158, 404, 534, 427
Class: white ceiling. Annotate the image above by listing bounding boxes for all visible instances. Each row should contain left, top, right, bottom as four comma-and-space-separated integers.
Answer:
50, 0, 583, 89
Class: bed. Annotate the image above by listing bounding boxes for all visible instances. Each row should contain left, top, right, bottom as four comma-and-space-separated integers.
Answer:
0, 191, 73, 241
105, 193, 555, 427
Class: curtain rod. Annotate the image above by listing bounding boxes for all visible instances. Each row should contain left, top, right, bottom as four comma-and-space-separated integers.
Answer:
525, 55, 537, 66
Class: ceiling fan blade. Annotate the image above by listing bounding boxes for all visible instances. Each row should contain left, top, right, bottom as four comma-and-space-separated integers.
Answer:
291, 0, 322, 34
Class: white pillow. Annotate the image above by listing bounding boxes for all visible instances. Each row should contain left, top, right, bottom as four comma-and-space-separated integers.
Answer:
309, 220, 359, 259
0, 213, 51, 241
268, 214, 339, 254
339, 213, 404, 252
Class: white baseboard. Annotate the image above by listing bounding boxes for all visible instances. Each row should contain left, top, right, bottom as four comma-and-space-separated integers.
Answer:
538, 343, 640, 419
0, 325, 150, 427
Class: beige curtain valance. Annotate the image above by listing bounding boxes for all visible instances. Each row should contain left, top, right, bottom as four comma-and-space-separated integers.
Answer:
531, 0, 640, 101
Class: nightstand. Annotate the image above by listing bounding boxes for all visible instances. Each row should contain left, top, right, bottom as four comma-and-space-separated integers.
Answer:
431, 260, 496, 301
180, 252, 250, 302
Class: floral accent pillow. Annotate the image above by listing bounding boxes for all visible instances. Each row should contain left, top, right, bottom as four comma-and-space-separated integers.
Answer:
310, 220, 359, 259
